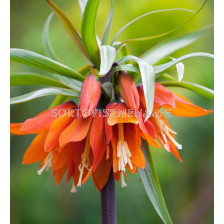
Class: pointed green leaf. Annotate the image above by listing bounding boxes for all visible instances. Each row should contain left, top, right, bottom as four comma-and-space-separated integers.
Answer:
49, 95, 71, 108
43, 13, 60, 61
138, 140, 173, 224
111, 8, 195, 44
10, 87, 79, 104
55, 75, 82, 92
142, 27, 212, 65
118, 56, 155, 120
78, 0, 88, 17
170, 57, 185, 81
114, 1, 208, 45
46, 0, 88, 59
160, 81, 214, 99
10, 48, 84, 81
77, 64, 91, 77
101, 0, 114, 45
79, 0, 101, 46
154, 52, 214, 74
159, 73, 177, 81
11, 72, 67, 88
117, 44, 131, 58
176, 62, 184, 81
99, 45, 116, 75
102, 82, 115, 102
81, 0, 101, 68
115, 64, 140, 73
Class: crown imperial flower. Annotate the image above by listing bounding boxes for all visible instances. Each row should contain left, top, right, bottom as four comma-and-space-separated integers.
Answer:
10, 0, 214, 222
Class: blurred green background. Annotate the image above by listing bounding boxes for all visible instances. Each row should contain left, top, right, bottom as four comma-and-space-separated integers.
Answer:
10, 0, 214, 223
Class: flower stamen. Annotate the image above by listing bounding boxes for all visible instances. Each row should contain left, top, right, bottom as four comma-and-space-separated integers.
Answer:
121, 172, 127, 188
70, 182, 77, 193
37, 152, 53, 175
117, 124, 133, 171
77, 135, 91, 187
155, 117, 182, 150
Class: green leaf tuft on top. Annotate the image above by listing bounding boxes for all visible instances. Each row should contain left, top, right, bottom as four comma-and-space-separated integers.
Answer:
101, 0, 114, 45
10, 48, 84, 81
81, 0, 101, 68
10, 87, 79, 104
42, 13, 60, 61
11, 72, 67, 88
160, 80, 214, 100
154, 52, 214, 74
141, 26, 212, 65
99, 45, 116, 76
111, 8, 195, 45
46, 0, 88, 60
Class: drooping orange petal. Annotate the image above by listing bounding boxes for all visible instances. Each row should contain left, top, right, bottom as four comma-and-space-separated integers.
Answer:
106, 145, 110, 160
81, 167, 92, 184
54, 165, 69, 185
44, 113, 74, 152
52, 144, 72, 171
154, 82, 175, 109
126, 164, 136, 174
10, 123, 26, 135
137, 84, 146, 108
67, 160, 74, 182
59, 116, 92, 148
105, 103, 115, 143
70, 140, 93, 186
163, 92, 212, 117
20, 101, 76, 134
52, 144, 73, 184
113, 171, 120, 181
79, 74, 101, 117
68, 142, 84, 184
168, 144, 182, 162
22, 131, 49, 164
136, 113, 160, 148
144, 120, 157, 139
138, 83, 175, 110
141, 131, 160, 148
107, 103, 139, 126
150, 115, 182, 161
125, 124, 145, 169
92, 152, 112, 191
90, 111, 107, 171
111, 126, 119, 173
156, 133, 182, 162
117, 71, 140, 109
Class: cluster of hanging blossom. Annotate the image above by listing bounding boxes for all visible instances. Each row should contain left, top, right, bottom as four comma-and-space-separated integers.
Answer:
10, 73, 212, 192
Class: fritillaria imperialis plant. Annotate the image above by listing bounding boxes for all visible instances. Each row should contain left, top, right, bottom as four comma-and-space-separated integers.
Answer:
10, 0, 214, 223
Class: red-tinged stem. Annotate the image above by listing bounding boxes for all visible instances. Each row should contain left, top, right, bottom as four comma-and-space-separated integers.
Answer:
100, 170, 117, 224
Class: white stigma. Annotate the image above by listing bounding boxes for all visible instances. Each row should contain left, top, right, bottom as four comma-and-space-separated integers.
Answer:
77, 136, 91, 187
117, 124, 133, 172
155, 117, 182, 150
37, 152, 53, 175
121, 172, 127, 188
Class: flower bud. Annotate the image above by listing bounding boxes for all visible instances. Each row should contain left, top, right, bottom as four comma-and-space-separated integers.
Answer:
117, 71, 140, 109
79, 74, 101, 117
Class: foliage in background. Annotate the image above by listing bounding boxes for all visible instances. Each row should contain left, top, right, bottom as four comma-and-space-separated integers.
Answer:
10, 0, 214, 223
